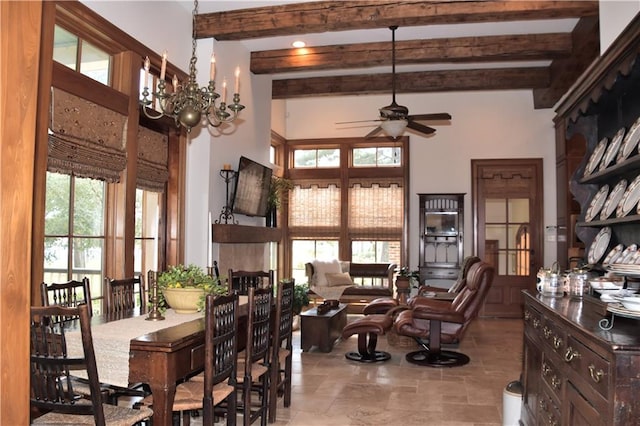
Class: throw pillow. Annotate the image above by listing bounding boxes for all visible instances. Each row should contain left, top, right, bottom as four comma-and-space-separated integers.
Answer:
325, 272, 354, 287
312, 259, 342, 286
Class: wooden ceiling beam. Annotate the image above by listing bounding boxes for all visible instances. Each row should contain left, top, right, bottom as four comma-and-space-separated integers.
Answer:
196, 1, 598, 40
533, 16, 599, 109
272, 66, 550, 98
251, 32, 571, 74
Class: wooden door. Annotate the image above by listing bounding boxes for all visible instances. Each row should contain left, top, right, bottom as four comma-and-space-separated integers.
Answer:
472, 159, 543, 317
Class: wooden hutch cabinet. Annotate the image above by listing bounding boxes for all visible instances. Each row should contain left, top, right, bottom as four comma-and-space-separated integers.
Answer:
524, 13, 640, 426
418, 193, 464, 283
521, 292, 640, 425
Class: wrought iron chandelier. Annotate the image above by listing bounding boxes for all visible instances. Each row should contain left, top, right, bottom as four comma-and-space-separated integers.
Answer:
140, 0, 245, 133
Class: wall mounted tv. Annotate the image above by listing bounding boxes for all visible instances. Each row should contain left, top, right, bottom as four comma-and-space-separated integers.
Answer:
231, 156, 272, 217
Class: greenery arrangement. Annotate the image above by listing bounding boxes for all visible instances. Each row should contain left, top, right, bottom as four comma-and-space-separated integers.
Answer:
157, 264, 227, 312
292, 282, 310, 315
396, 266, 420, 286
268, 176, 294, 210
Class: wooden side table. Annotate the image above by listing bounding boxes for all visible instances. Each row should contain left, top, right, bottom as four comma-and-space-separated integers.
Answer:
300, 303, 347, 352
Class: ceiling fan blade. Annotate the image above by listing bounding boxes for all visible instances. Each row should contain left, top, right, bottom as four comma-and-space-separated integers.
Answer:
336, 119, 382, 124
365, 126, 384, 139
407, 120, 436, 135
408, 113, 452, 121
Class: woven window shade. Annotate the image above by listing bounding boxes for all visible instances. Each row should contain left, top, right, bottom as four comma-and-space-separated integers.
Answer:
48, 88, 127, 182
349, 178, 403, 239
137, 126, 169, 192
289, 183, 341, 231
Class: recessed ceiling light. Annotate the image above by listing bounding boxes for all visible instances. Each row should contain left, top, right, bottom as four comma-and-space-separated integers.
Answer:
292, 40, 306, 48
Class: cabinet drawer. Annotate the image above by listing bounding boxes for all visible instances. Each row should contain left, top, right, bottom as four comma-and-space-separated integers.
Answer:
524, 306, 543, 333
541, 353, 564, 400
540, 318, 567, 357
563, 335, 610, 400
420, 268, 458, 279
538, 386, 561, 426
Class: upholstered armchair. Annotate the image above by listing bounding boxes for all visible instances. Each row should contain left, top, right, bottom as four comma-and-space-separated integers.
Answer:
394, 261, 494, 367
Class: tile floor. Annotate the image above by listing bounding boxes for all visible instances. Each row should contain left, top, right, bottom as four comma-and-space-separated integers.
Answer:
189, 315, 523, 426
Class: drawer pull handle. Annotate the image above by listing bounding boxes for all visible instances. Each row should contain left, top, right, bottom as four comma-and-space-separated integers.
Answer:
533, 318, 540, 329
564, 347, 580, 362
552, 336, 563, 350
539, 399, 547, 412
551, 375, 561, 390
541, 362, 550, 376
549, 416, 558, 426
524, 311, 531, 321
543, 326, 552, 339
588, 364, 604, 383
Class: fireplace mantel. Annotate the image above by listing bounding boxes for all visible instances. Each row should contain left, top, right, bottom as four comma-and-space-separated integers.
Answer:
212, 224, 282, 243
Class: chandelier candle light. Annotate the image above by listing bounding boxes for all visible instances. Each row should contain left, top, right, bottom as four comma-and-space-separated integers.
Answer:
140, 0, 245, 133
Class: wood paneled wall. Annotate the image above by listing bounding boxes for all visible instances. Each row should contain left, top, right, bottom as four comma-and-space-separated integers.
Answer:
0, 1, 42, 423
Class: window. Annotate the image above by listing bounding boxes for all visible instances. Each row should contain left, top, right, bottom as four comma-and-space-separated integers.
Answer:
285, 139, 408, 279
352, 147, 401, 167
44, 172, 105, 313
293, 148, 340, 168
53, 25, 111, 86
134, 189, 161, 277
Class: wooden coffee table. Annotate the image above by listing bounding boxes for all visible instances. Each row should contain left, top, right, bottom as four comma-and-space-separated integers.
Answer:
300, 303, 348, 352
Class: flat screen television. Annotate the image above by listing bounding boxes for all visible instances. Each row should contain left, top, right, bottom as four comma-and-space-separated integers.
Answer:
231, 156, 272, 217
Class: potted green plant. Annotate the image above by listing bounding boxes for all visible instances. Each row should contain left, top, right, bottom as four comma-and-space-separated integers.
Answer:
266, 176, 293, 227
291, 282, 310, 330
395, 266, 420, 288
157, 264, 227, 313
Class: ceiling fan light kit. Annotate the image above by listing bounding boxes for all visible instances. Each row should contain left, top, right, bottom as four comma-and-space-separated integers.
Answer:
380, 119, 408, 138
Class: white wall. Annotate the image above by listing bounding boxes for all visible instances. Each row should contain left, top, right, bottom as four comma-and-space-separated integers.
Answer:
599, 0, 640, 53
282, 90, 558, 269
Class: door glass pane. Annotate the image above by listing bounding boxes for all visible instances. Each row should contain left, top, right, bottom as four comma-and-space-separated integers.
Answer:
485, 198, 506, 222
508, 198, 530, 222
485, 224, 507, 247
44, 237, 69, 283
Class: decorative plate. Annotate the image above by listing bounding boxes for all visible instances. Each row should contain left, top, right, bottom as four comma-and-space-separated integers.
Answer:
587, 227, 612, 265
607, 303, 640, 319
619, 117, 640, 162
602, 243, 624, 267
584, 185, 609, 222
618, 174, 640, 217
600, 179, 627, 220
620, 243, 638, 264
599, 128, 626, 171
584, 137, 608, 177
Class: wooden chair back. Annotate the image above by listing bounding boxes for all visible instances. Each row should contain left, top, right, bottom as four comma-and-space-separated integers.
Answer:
40, 278, 92, 322
269, 279, 295, 422
202, 292, 239, 424
30, 303, 105, 423
104, 275, 146, 314
245, 285, 273, 365
228, 269, 274, 295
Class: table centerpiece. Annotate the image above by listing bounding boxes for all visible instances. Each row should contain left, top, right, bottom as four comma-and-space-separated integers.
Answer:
158, 264, 227, 313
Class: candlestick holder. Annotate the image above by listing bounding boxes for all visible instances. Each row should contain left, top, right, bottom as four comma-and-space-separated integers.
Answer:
216, 169, 238, 224
146, 270, 165, 321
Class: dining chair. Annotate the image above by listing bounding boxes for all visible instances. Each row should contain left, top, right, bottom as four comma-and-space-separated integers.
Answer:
268, 279, 295, 423
41, 278, 92, 322
228, 269, 274, 295
237, 284, 273, 426
30, 303, 153, 425
148, 293, 239, 426
104, 275, 146, 314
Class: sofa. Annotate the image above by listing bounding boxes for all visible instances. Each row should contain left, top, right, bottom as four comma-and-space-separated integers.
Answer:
304, 260, 396, 314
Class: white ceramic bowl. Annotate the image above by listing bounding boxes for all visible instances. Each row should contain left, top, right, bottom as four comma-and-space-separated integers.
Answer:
616, 295, 640, 311
589, 278, 623, 292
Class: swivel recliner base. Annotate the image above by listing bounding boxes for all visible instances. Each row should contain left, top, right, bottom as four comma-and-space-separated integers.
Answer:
405, 349, 469, 367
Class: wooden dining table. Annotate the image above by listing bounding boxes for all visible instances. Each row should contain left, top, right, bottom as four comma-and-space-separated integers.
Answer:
66, 297, 249, 426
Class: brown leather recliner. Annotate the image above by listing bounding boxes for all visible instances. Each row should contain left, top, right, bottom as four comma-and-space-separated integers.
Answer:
363, 256, 481, 315
394, 261, 495, 367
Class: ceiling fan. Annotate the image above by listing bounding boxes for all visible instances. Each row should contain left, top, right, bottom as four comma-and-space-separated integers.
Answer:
338, 26, 452, 139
